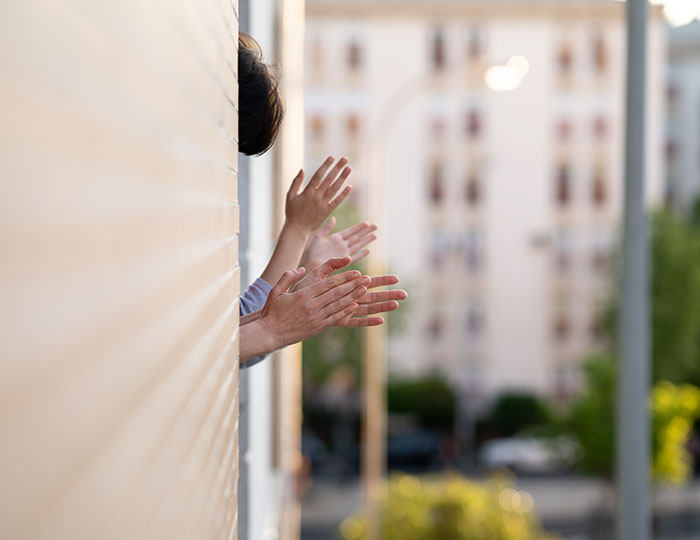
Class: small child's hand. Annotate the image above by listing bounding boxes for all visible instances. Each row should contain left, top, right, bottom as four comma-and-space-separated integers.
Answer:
285, 156, 352, 234
300, 217, 377, 272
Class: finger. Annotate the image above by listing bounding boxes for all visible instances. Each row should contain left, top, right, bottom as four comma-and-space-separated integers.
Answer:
310, 256, 352, 281
319, 216, 336, 236
348, 233, 377, 254
271, 267, 305, 296
367, 274, 400, 289
307, 155, 335, 189
349, 248, 370, 264
324, 166, 352, 198
354, 300, 400, 316
318, 278, 371, 314
346, 223, 377, 245
287, 169, 304, 199
339, 221, 371, 240
316, 157, 348, 192
307, 268, 361, 298
328, 185, 352, 211
357, 289, 407, 304
327, 302, 361, 326
338, 316, 385, 328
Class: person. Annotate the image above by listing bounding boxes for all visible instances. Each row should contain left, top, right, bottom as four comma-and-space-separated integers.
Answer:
237, 32, 406, 364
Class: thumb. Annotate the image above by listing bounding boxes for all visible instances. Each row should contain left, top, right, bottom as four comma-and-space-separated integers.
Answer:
314, 256, 352, 278
321, 216, 336, 236
287, 169, 304, 198
271, 267, 305, 295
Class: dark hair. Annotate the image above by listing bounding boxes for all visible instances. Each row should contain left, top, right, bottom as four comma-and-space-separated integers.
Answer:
238, 32, 284, 156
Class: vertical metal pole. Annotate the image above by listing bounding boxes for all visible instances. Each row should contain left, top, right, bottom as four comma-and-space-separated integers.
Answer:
617, 0, 650, 539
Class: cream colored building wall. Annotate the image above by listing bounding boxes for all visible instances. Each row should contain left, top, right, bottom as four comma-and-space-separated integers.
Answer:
0, 2, 240, 539
305, 1, 665, 402
668, 22, 700, 212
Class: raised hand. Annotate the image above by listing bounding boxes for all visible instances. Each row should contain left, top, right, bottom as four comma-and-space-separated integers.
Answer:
285, 156, 353, 234
300, 217, 378, 272
293, 257, 407, 328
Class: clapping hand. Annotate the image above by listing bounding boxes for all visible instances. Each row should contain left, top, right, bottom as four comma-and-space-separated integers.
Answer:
300, 217, 377, 272
285, 156, 352, 235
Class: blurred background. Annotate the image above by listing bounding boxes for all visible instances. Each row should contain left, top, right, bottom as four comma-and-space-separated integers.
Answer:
298, 1, 700, 539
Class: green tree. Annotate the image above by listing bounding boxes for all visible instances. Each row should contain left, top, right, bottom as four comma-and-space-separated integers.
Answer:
606, 209, 700, 386
480, 391, 551, 438
564, 355, 700, 484
387, 375, 456, 429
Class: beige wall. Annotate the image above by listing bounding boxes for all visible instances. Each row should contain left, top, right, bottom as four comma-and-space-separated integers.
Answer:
0, 2, 240, 539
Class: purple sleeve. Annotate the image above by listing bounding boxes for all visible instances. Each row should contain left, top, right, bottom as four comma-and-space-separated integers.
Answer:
239, 277, 272, 316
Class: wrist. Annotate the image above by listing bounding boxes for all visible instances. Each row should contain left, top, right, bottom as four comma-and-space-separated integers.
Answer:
255, 314, 284, 352
282, 219, 312, 240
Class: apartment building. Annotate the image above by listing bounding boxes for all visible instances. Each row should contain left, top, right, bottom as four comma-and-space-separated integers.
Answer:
667, 20, 700, 212
304, 0, 666, 407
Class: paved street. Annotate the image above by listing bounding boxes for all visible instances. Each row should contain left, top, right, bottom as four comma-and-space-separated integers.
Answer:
301, 476, 700, 540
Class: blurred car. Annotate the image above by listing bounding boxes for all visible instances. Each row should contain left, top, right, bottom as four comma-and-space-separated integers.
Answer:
477, 436, 577, 474
387, 430, 443, 472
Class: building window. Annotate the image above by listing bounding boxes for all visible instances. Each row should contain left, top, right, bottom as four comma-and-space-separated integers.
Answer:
309, 114, 325, 140
429, 163, 444, 204
553, 229, 573, 272
430, 116, 447, 139
553, 313, 571, 341
593, 115, 608, 140
465, 228, 484, 272
347, 39, 362, 70
432, 28, 446, 70
557, 41, 573, 76
466, 304, 484, 337
467, 26, 482, 61
556, 163, 572, 207
592, 29, 607, 73
591, 166, 607, 208
465, 173, 481, 206
557, 119, 573, 142
466, 108, 482, 139
590, 315, 605, 342
427, 314, 444, 340
591, 231, 610, 273
430, 230, 449, 270
346, 113, 360, 139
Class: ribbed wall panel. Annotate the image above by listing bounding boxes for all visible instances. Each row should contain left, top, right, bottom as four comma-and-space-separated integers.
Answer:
0, 2, 240, 539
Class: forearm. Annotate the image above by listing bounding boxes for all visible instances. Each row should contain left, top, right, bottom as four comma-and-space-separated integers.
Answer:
260, 221, 310, 285
239, 318, 278, 363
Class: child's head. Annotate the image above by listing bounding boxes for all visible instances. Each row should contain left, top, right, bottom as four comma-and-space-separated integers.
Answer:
238, 32, 284, 156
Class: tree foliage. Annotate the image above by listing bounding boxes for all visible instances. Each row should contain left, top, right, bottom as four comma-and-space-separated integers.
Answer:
347, 474, 555, 540
387, 376, 456, 428
564, 355, 700, 484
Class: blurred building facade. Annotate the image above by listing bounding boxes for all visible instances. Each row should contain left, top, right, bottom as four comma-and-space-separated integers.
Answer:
667, 21, 700, 213
304, 0, 666, 407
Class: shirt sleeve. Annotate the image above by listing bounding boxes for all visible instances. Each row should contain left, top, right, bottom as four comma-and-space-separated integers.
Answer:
239, 277, 273, 369
239, 277, 272, 316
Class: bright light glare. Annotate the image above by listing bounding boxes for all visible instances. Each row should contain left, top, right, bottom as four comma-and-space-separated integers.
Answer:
663, 0, 700, 27
507, 55, 530, 78
617, 0, 700, 27
485, 65, 522, 91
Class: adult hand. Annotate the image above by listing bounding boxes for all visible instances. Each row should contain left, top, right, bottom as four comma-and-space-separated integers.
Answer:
294, 257, 407, 327
300, 217, 377, 272
257, 265, 370, 350
285, 156, 352, 234
337, 274, 407, 327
